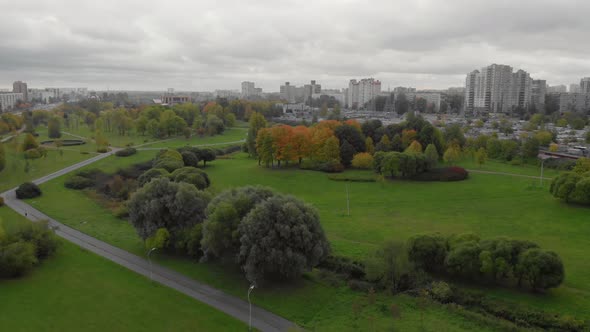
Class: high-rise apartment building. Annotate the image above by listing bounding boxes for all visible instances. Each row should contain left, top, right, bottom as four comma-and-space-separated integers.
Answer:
580, 77, 590, 94
464, 64, 534, 113
569, 84, 581, 93
347, 78, 381, 109
0, 92, 24, 112
303, 80, 321, 104
12, 81, 28, 101
546, 85, 567, 93
531, 80, 546, 111
241, 81, 258, 98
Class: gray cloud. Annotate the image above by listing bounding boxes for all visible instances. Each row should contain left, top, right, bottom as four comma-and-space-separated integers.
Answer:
1, 0, 589, 91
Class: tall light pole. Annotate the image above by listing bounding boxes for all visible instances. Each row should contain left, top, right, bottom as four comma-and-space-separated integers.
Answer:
248, 284, 255, 331
147, 247, 157, 282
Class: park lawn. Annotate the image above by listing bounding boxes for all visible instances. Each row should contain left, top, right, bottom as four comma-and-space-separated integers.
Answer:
456, 157, 561, 178
0, 206, 247, 332
140, 127, 247, 149
28, 153, 511, 331
201, 154, 590, 318
62, 124, 157, 148
0, 133, 94, 192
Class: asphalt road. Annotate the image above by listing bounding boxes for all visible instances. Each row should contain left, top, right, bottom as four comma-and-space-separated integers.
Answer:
1, 150, 295, 332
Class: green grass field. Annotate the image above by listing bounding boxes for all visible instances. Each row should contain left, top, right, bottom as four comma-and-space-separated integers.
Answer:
0, 206, 247, 332
23, 151, 578, 330
0, 131, 94, 192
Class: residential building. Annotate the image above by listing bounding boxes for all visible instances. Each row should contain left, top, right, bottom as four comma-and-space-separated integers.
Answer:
347, 78, 381, 110
559, 93, 590, 113
312, 89, 345, 106
280, 82, 304, 103
29, 88, 57, 103
531, 80, 546, 111
569, 83, 581, 93
303, 80, 321, 105
464, 64, 535, 113
12, 81, 28, 101
241, 81, 260, 98
415, 92, 441, 112
580, 78, 590, 94
393, 86, 416, 94
214, 90, 240, 99
0, 92, 24, 112
547, 85, 567, 93
161, 92, 191, 105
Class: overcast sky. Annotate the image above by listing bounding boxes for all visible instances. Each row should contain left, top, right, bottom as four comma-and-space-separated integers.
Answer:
1, 0, 589, 92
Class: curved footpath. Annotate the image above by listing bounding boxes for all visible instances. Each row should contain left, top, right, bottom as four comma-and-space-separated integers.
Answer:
0, 149, 294, 332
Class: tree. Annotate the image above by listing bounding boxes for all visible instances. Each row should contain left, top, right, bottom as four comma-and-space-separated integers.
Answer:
351, 153, 374, 169
0, 142, 5, 172
405, 140, 422, 154
475, 147, 487, 167
205, 115, 224, 135
256, 128, 275, 167
21, 133, 38, 151
0, 241, 38, 278
424, 144, 438, 168
376, 135, 392, 152
334, 124, 366, 153
401, 130, 417, 149
365, 241, 413, 292
15, 182, 42, 199
340, 140, 356, 167
238, 195, 330, 282
197, 148, 216, 167
322, 136, 340, 162
365, 137, 375, 155
444, 124, 466, 147
395, 93, 409, 115
445, 242, 482, 278
517, 249, 564, 291
443, 144, 461, 165
48, 116, 61, 139
181, 151, 199, 168
290, 126, 311, 165
549, 143, 559, 152
168, 167, 210, 190
407, 234, 447, 273
247, 112, 267, 156
128, 178, 211, 240
201, 186, 275, 260
415, 98, 427, 112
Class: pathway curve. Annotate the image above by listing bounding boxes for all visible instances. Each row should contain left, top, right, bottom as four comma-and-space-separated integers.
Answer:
0, 148, 294, 332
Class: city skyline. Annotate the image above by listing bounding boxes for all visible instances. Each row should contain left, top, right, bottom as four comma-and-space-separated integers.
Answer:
2, 0, 590, 91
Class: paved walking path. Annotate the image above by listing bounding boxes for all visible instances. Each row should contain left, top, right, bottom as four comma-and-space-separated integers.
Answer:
467, 169, 553, 180
0, 149, 294, 332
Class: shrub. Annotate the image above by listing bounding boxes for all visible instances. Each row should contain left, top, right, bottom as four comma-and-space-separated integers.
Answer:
76, 168, 104, 179
300, 160, 344, 173
0, 241, 38, 278
517, 249, 564, 291
138, 168, 169, 186
96, 147, 108, 153
181, 151, 199, 167
15, 182, 42, 199
24, 148, 41, 159
550, 172, 589, 204
412, 167, 469, 182
430, 281, 453, 303
351, 152, 374, 169
15, 220, 60, 259
64, 175, 95, 190
407, 233, 447, 273
318, 255, 366, 280
115, 147, 137, 157
347, 279, 375, 292
168, 167, 210, 190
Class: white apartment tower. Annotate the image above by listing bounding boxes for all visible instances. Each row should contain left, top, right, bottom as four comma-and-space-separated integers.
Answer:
465, 64, 533, 113
241, 81, 256, 98
347, 78, 381, 109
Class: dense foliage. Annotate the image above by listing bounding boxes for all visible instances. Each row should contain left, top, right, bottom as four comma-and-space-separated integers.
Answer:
15, 182, 42, 199
115, 147, 137, 157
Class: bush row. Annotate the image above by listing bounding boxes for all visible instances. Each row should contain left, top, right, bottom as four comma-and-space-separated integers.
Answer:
412, 166, 469, 182
115, 147, 137, 157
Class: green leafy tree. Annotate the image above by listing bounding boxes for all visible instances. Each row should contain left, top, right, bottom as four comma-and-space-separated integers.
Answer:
145, 228, 170, 250
522, 137, 540, 159
322, 136, 340, 162
206, 114, 225, 135
475, 147, 487, 167
404, 140, 422, 154
376, 135, 392, 152
517, 249, 564, 291
128, 178, 211, 240
340, 140, 356, 167
21, 133, 38, 151
424, 143, 438, 168
201, 186, 275, 260
238, 194, 330, 282
365, 137, 375, 155
48, 116, 61, 139
407, 233, 447, 273
0, 142, 5, 172
443, 144, 461, 165
247, 112, 267, 156
364, 241, 413, 292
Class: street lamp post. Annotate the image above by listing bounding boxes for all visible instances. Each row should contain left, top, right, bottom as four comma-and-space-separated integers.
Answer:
248, 284, 255, 331
147, 247, 157, 282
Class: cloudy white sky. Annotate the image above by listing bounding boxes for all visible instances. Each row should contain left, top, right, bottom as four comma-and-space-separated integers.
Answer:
1, 0, 589, 92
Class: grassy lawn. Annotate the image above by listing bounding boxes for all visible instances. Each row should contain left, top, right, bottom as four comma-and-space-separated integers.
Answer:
140, 127, 247, 149
456, 157, 561, 178
0, 132, 94, 192
62, 124, 247, 149
25, 152, 565, 330
0, 206, 247, 332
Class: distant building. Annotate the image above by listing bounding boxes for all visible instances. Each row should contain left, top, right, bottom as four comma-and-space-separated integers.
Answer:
280, 82, 304, 103
312, 89, 345, 106
446, 87, 465, 95
464, 64, 535, 113
559, 93, 590, 113
161, 93, 190, 105
580, 78, 590, 94
569, 83, 581, 93
531, 80, 547, 111
0, 92, 24, 112
303, 80, 321, 104
214, 90, 240, 99
241, 81, 260, 98
547, 84, 567, 93
29, 88, 57, 103
393, 87, 416, 94
347, 78, 381, 109
12, 81, 28, 101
